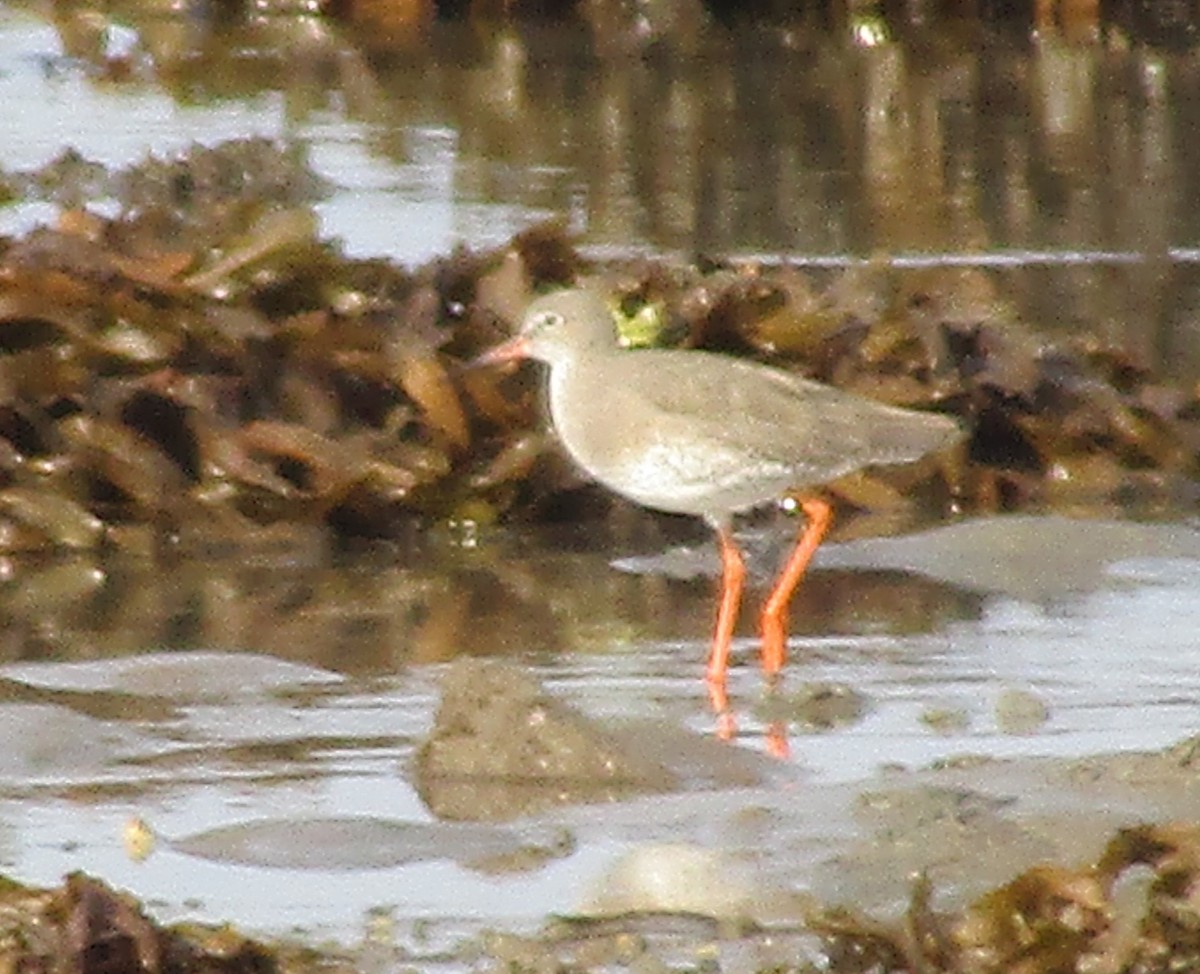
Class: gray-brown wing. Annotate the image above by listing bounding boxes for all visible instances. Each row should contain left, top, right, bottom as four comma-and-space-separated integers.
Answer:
626, 350, 961, 486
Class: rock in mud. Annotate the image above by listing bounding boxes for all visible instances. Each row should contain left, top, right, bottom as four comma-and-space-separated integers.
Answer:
412, 659, 678, 821
578, 843, 760, 921
995, 686, 1051, 734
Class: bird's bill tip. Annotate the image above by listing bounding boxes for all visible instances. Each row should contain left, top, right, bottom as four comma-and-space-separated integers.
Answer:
472, 334, 532, 368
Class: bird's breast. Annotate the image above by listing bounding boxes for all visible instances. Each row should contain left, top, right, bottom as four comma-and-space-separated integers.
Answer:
546, 367, 793, 517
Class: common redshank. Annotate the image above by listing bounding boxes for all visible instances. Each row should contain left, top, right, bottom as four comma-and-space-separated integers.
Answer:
478, 288, 962, 693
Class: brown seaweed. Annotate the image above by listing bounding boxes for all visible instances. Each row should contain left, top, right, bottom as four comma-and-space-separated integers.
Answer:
0, 141, 1193, 552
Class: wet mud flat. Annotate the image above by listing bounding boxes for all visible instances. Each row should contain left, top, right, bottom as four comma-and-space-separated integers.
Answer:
3, 513, 1200, 974
0, 142, 1197, 973
7, 649, 1200, 974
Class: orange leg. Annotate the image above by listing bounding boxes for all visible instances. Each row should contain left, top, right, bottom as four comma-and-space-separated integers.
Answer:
705, 525, 745, 687
710, 687, 736, 742
760, 497, 833, 676
766, 722, 790, 760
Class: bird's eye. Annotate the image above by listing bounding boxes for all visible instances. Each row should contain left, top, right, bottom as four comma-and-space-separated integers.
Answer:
531, 311, 564, 332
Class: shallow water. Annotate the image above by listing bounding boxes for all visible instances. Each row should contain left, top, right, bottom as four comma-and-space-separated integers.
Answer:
0, 516, 1196, 946
2, 3, 1200, 380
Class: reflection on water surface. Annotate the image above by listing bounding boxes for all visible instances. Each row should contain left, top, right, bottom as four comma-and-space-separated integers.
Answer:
1, 3, 1200, 379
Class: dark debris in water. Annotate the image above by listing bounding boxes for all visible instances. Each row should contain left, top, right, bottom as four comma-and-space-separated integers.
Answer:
0, 872, 279, 974
0, 140, 1195, 554
811, 822, 1200, 974
5, 141, 331, 218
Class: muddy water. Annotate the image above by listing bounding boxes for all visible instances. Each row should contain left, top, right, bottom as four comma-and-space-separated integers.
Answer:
0, 515, 1195, 948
